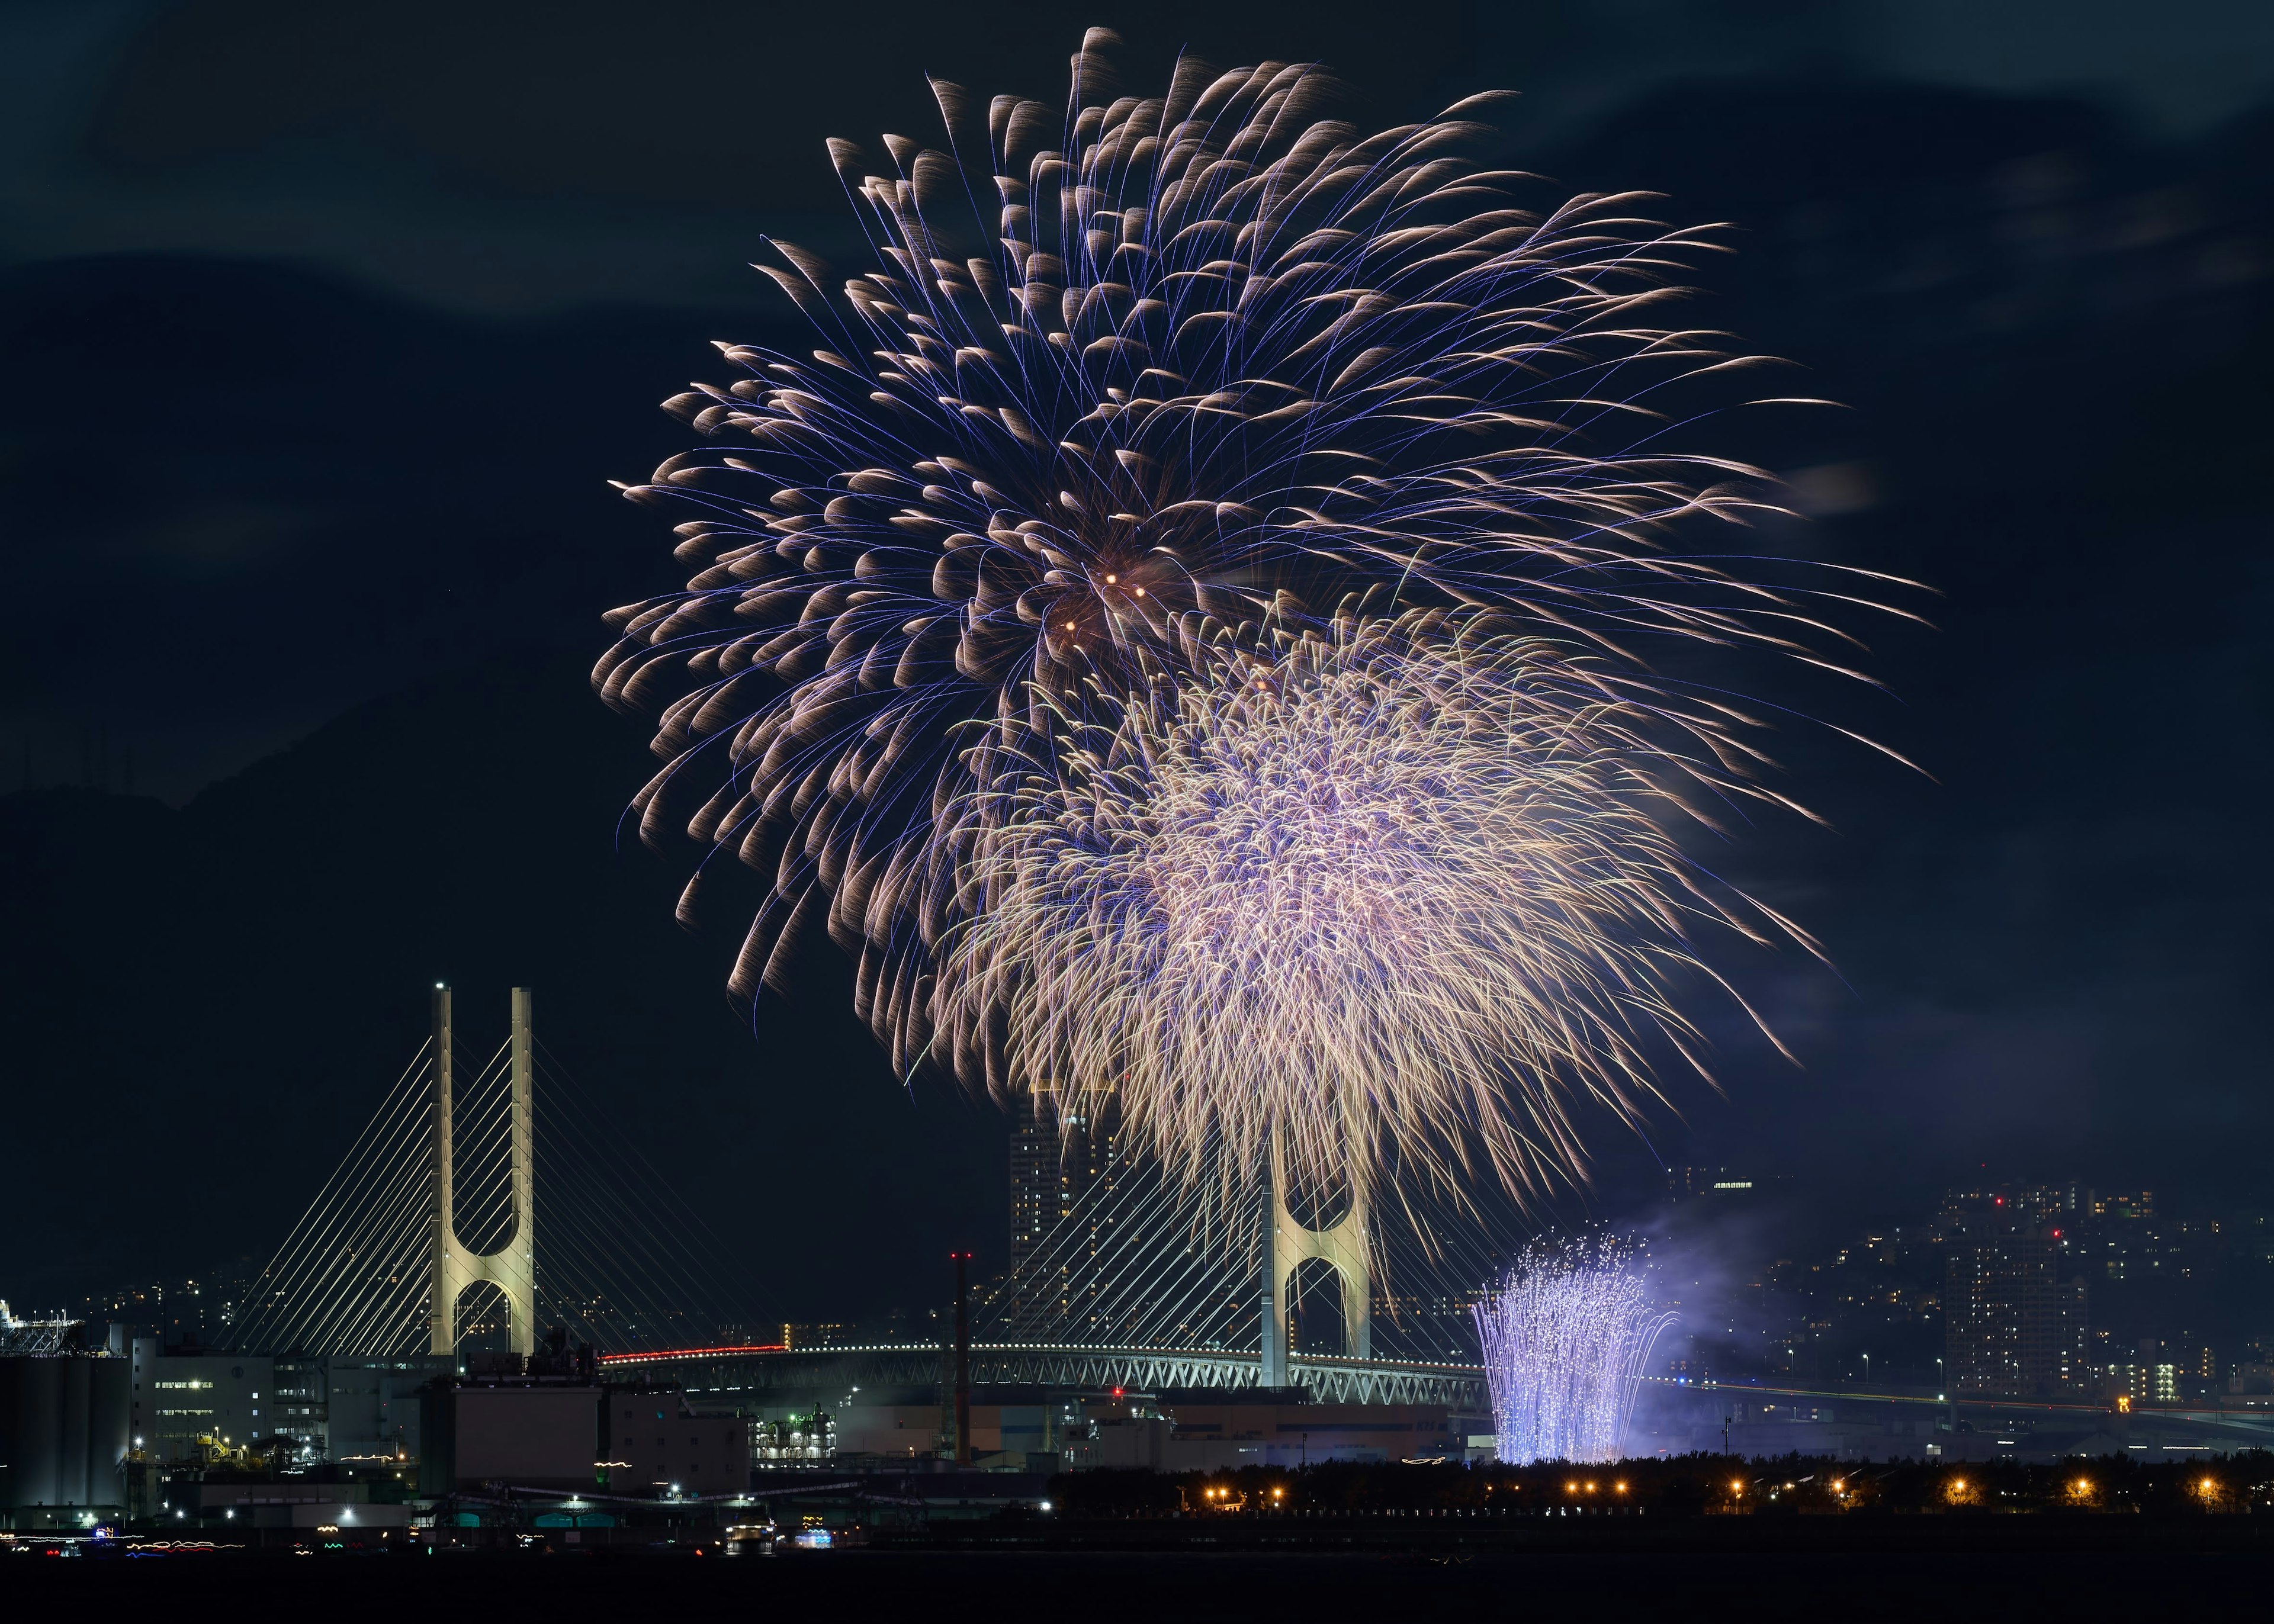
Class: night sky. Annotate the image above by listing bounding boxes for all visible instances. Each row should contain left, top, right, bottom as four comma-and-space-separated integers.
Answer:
2, 2, 2269, 1323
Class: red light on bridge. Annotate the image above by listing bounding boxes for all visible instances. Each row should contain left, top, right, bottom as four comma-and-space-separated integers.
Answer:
595, 1343, 789, 1364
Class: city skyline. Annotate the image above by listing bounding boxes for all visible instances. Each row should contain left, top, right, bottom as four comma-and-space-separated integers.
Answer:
43, 1141, 2270, 1395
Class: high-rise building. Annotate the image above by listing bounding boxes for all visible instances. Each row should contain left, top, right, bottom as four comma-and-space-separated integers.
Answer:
1006, 1089, 1132, 1336
2017, 1182, 2086, 1220
2028, 1275, 2092, 1394
1942, 1187, 2092, 1399
1008, 1091, 1058, 1280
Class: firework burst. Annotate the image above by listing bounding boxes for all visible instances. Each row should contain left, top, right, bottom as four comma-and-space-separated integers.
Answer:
1475, 1236, 1674, 1464
595, 29, 1915, 1101
936, 612, 1810, 1208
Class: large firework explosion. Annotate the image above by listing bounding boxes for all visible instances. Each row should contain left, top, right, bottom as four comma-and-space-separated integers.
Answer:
598, 30, 1914, 1204
1474, 1236, 1674, 1464
936, 612, 1807, 1210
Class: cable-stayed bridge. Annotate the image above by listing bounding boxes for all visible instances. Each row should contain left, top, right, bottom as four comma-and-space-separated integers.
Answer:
230, 987, 1493, 1408
230, 985, 757, 1358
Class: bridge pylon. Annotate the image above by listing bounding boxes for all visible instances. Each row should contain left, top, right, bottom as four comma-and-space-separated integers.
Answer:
428, 985, 535, 1356
1260, 1126, 1370, 1387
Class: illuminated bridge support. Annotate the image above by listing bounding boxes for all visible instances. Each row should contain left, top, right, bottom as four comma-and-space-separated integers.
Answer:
1260, 1128, 1370, 1387
428, 985, 535, 1356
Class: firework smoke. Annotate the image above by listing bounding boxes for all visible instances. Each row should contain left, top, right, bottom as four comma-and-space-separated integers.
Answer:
1475, 1236, 1674, 1464
936, 613, 1807, 1208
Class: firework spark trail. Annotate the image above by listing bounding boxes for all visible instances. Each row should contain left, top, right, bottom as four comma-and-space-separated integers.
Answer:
595, 29, 1922, 1113
1475, 1236, 1674, 1464
935, 612, 1810, 1211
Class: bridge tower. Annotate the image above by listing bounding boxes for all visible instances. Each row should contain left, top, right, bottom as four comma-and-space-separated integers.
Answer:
1259, 1128, 1370, 1386
428, 985, 535, 1356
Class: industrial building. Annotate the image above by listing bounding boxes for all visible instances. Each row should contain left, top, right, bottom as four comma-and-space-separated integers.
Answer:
120, 1344, 458, 1467
130, 1342, 271, 1461
417, 1343, 603, 1494
191, 1478, 410, 1532
0, 1348, 132, 1528
311, 1354, 454, 1465
602, 1387, 751, 1493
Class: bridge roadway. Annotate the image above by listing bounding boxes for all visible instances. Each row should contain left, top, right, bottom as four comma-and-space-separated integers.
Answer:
598, 1342, 1488, 1410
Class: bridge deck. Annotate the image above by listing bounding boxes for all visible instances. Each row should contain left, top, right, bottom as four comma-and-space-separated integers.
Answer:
598, 1343, 1486, 1408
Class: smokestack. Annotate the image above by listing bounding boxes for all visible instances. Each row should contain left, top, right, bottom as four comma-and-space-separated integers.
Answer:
953, 1250, 972, 1467
429, 983, 455, 1355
